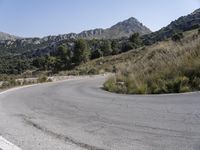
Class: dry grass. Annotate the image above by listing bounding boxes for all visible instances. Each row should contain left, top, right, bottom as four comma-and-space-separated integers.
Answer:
103, 29, 200, 94
60, 29, 200, 94
69, 29, 198, 73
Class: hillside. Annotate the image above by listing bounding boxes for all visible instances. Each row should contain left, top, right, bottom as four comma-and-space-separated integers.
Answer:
63, 28, 200, 94
100, 29, 200, 94
143, 8, 200, 44
67, 29, 199, 74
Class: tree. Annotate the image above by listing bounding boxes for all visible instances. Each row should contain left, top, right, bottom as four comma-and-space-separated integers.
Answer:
91, 48, 103, 59
191, 24, 200, 30
32, 57, 47, 70
111, 40, 120, 55
171, 32, 184, 42
57, 45, 68, 57
73, 39, 91, 64
90, 39, 103, 59
122, 42, 134, 52
56, 45, 71, 69
101, 40, 112, 56
45, 55, 57, 70
129, 33, 142, 48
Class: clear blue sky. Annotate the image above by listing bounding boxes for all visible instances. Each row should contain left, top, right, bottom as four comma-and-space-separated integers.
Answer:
0, 0, 199, 37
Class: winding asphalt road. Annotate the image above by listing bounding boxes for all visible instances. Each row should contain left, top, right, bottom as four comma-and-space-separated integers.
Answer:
0, 75, 200, 150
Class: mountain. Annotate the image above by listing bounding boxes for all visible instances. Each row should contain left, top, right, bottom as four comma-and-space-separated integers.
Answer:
78, 17, 151, 39
143, 8, 200, 44
0, 17, 151, 55
104, 17, 151, 38
40, 17, 151, 41
0, 17, 151, 43
0, 32, 19, 41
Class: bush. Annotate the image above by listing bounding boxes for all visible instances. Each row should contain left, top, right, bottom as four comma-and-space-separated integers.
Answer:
149, 79, 168, 94
166, 76, 190, 93
88, 68, 98, 75
103, 77, 118, 93
133, 84, 147, 94
37, 76, 48, 83
0, 77, 21, 89
192, 77, 200, 90
47, 78, 53, 82
171, 32, 184, 42
179, 86, 190, 93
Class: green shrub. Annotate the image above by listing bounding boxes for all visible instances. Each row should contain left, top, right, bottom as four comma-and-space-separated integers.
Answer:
150, 80, 168, 94
103, 77, 118, 93
115, 82, 127, 94
171, 32, 184, 42
88, 68, 98, 75
1, 82, 10, 89
134, 84, 147, 94
126, 78, 137, 94
47, 78, 53, 82
192, 77, 200, 90
179, 86, 191, 93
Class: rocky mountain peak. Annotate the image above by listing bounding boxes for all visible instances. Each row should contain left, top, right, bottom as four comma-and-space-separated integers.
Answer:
119, 17, 139, 24
108, 17, 151, 38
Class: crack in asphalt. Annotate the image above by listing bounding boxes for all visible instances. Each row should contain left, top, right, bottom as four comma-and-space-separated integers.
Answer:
23, 117, 105, 150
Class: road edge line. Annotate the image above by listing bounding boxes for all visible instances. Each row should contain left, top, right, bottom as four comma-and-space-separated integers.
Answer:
0, 136, 21, 150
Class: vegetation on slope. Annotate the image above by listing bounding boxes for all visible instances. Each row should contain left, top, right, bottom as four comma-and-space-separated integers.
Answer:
142, 8, 200, 45
103, 29, 200, 94
0, 33, 142, 75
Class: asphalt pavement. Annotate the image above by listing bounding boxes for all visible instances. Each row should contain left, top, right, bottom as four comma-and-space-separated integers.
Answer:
0, 75, 200, 150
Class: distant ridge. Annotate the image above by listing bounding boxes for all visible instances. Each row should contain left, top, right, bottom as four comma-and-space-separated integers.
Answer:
0, 32, 20, 41
41, 17, 151, 41
77, 17, 151, 39
0, 17, 151, 41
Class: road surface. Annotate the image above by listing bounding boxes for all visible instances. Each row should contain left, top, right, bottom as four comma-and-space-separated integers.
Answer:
0, 75, 200, 150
